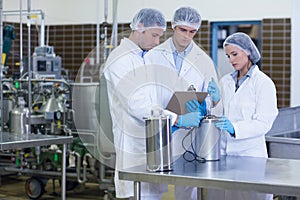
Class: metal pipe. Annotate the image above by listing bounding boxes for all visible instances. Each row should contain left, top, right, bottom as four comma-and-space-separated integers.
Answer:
111, 0, 118, 50
5, 166, 98, 180
40, 14, 45, 46
1, 77, 71, 96
19, 0, 24, 78
83, 153, 93, 181
74, 152, 85, 183
197, 188, 203, 200
26, 0, 32, 134
61, 143, 67, 200
134, 181, 141, 200
104, 0, 108, 22
2, 9, 45, 16
99, 162, 114, 184
96, 1, 101, 65
3, 9, 46, 46
46, 23, 50, 45
87, 154, 97, 176
103, 26, 108, 61
18, 78, 70, 88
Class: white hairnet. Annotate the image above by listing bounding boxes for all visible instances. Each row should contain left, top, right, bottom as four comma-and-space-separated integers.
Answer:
171, 7, 202, 30
130, 8, 166, 32
223, 32, 261, 64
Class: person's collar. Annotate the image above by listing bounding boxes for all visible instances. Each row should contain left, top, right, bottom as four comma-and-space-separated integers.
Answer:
125, 37, 147, 57
245, 64, 255, 77
139, 50, 148, 58
231, 64, 256, 78
171, 38, 193, 56
183, 41, 193, 55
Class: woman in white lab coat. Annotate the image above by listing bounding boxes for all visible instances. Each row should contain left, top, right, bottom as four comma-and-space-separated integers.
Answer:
207, 32, 278, 200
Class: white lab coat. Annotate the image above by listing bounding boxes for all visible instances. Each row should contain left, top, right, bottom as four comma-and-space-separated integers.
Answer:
104, 37, 221, 199
145, 38, 222, 158
207, 65, 278, 200
145, 38, 221, 200
103, 38, 168, 199
145, 38, 222, 124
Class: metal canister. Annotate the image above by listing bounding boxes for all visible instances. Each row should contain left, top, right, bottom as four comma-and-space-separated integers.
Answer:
194, 115, 221, 161
145, 113, 173, 172
3, 96, 14, 125
9, 106, 29, 135
2, 82, 15, 126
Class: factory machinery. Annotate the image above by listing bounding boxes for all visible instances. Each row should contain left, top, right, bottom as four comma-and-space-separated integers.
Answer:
0, 0, 120, 198
0, 44, 116, 199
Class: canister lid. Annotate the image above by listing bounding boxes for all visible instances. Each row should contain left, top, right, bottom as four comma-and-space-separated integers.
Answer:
144, 106, 170, 120
202, 115, 221, 122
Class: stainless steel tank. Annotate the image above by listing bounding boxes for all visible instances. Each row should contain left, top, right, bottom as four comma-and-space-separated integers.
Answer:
3, 96, 14, 125
9, 106, 29, 135
194, 115, 221, 161
71, 82, 115, 168
2, 82, 15, 125
145, 111, 173, 172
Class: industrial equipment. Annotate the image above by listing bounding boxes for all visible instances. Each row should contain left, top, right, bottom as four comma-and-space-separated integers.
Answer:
32, 46, 62, 79
0, 1, 119, 199
0, 48, 116, 199
23, 45, 62, 79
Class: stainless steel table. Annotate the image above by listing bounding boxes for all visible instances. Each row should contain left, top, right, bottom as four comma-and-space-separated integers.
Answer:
119, 155, 300, 200
0, 132, 73, 200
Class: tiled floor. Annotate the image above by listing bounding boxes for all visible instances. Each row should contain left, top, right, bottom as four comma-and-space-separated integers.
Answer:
0, 175, 111, 200
0, 174, 175, 200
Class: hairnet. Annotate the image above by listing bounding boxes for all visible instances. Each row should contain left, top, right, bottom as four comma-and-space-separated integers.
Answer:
171, 7, 202, 30
223, 32, 261, 64
130, 8, 166, 32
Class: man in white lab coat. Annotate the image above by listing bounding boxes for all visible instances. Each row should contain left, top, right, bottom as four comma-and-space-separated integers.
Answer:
103, 8, 168, 200
104, 7, 205, 199
104, 7, 218, 200
144, 6, 222, 200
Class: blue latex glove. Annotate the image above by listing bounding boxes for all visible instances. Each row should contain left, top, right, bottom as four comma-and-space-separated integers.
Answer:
177, 112, 203, 127
171, 125, 179, 133
215, 116, 235, 136
186, 99, 207, 116
207, 77, 221, 102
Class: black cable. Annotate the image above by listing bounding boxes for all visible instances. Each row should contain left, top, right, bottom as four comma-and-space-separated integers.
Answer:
181, 127, 206, 163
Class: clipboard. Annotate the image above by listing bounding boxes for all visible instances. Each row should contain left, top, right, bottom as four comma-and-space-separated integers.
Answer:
166, 91, 208, 115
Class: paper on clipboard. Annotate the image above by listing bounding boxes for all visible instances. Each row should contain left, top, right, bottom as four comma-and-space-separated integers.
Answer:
166, 91, 208, 115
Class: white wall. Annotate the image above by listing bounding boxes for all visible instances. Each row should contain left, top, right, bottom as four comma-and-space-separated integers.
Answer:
2, 0, 300, 107
3, 0, 292, 25
290, 0, 300, 107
